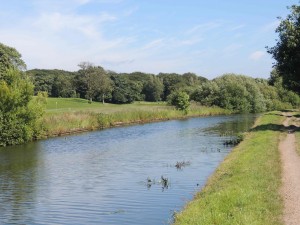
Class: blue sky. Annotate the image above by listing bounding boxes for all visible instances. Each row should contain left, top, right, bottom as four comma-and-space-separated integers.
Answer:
0, 0, 298, 79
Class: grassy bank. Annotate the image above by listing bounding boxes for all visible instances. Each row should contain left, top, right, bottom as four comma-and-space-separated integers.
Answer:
40, 98, 231, 137
174, 112, 285, 225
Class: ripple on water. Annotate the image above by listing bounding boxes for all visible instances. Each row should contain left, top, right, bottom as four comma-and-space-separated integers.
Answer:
0, 114, 257, 225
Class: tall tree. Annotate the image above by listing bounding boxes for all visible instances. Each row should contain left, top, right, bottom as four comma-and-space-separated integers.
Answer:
77, 62, 112, 103
0, 43, 26, 76
267, 4, 300, 93
0, 43, 43, 146
143, 75, 163, 101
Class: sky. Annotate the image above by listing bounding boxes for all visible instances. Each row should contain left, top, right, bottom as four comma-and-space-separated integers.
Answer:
0, 0, 298, 79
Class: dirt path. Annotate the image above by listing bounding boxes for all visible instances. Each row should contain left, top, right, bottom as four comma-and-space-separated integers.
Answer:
280, 114, 300, 225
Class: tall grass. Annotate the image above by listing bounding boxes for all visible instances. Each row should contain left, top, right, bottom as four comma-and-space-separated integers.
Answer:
41, 101, 230, 137
174, 112, 285, 225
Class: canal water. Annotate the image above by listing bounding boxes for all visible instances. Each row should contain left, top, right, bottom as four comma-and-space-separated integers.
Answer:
0, 114, 257, 224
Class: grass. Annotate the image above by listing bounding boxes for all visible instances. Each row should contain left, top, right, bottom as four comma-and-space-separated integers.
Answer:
45, 97, 168, 114
39, 98, 231, 137
289, 111, 300, 155
174, 112, 285, 225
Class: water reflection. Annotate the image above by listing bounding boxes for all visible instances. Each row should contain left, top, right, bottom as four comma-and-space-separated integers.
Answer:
204, 114, 258, 136
0, 142, 42, 224
0, 114, 257, 225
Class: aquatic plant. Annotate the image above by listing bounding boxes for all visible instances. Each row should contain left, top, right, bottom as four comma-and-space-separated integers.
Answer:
175, 161, 191, 169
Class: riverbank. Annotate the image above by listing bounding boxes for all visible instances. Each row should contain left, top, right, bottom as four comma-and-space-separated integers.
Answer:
174, 112, 285, 225
38, 98, 231, 138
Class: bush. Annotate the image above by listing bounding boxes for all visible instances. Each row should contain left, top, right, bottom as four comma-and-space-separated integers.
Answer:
168, 91, 190, 113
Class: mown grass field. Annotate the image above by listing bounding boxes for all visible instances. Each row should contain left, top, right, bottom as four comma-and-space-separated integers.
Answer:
45, 97, 168, 114
174, 112, 285, 225
40, 98, 231, 137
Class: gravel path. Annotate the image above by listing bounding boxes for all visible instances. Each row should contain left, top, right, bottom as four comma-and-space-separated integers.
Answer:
280, 114, 300, 225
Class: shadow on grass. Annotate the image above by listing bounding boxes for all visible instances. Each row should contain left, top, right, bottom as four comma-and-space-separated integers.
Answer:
281, 109, 295, 113
265, 112, 285, 117
251, 124, 300, 133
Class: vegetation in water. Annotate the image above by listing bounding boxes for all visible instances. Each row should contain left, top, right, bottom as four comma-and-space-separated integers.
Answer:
175, 161, 191, 170
146, 176, 170, 190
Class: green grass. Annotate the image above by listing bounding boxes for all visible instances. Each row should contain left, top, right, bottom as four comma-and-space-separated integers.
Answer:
38, 98, 231, 137
174, 112, 285, 225
45, 97, 168, 114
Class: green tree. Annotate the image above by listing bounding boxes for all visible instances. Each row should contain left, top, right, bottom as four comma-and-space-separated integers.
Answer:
0, 43, 26, 77
110, 74, 139, 104
158, 73, 184, 100
143, 75, 164, 101
191, 81, 219, 106
168, 91, 190, 113
267, 4, 300, 93
27, 69, 77, 97
0, 43, 43, 146
213, 74, 266, 113
78, 62, 112, 103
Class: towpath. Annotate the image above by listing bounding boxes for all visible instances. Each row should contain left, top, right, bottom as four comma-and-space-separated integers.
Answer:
280, 113, 300, 225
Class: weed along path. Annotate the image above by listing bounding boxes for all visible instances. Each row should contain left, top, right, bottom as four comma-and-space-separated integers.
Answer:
280, 113, 300, 225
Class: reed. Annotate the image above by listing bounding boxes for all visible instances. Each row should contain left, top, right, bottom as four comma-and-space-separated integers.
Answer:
41, 100, 231, 138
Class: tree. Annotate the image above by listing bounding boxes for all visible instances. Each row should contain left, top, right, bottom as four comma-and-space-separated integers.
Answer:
77, 62, 112, 103
158, 73, 184, 100
191, 81, 219, 106
168, 91, 190, 113
0, 43, 26, 77
0, 43, 43, 146
143, 75, 164, 101
27, 69, 76, 97
110, 74, 139, 104
267, 4, 300, 93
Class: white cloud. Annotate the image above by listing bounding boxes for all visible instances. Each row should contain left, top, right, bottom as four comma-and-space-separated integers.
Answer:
178, 37, 203, 46
186, 21, 222, 35
229, 24, 245, 31
33, 12, 116, 39
222, 44, 243, 57
141, 39, 164, 50
249, 51, 265, 60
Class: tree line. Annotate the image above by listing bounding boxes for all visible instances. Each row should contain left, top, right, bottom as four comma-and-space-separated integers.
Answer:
27, 64, 300, 113
27, 65, 207, 104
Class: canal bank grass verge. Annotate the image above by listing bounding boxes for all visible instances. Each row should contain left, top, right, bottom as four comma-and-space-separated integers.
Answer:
41, 98, 231, 137
174, 112, 285, 225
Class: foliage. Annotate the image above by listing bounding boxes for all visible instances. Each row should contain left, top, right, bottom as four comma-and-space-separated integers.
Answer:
27, 69, 76, 97
143, 75, 164, 101
191, 81, 219, 106
110, 74, 141, 104
168, 91, 190, 113
191, 73, 300, 113
26, 58, 299, 111
0, 43, 26, 77
0, 70, 43, 146
267, 4, 300, 93
77, 62, 113, 103
0, 43, 45, 146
